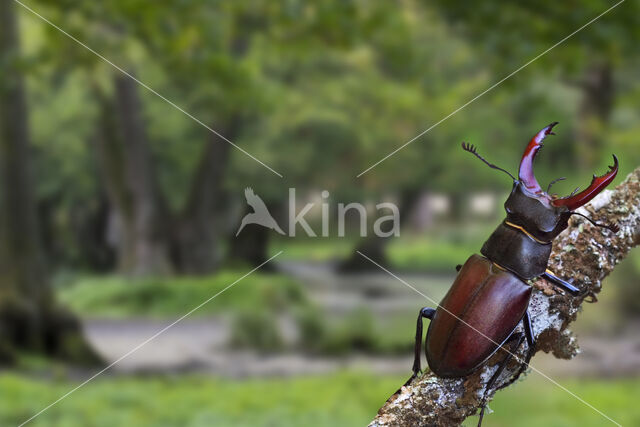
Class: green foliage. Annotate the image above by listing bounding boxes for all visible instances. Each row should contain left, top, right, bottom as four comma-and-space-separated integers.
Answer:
608, 248, 640, 316
294, 305, 330, 354
229, 309, 284, 353
271, 237, 357, 262
431, 0, 640, 73
273, 224, 493, 272
465, 377, 640, 427
386, 223, 499, 272
1, 373, 639, 426
57, 272, 307, 318
0, 371, 399, 427
57, 272, 413, 355
316, 308, 377, 356
296, 307, 412, 356
387, 237, 478, 273
15, 0, 640, 273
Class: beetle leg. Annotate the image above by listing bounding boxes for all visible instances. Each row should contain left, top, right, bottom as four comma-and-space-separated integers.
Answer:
455, 264, 462, 272
412, 307, 436, 377
542, 271, 581, 295
569, 211, 619, 233
396, 309, 437, 401
496, 312, 536, 393
584, 291, 598, 303
478, 332, 526, 427
523, 310, 535, 349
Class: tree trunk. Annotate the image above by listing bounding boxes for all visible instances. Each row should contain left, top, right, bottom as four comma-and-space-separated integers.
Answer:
227, 199, 284, 270
339, 189, 418, 272
574, 61, 614, 169
370, 167, 640, 426
227, 208, 273, 269
172, 118, 235, 275
448, 191, 468, 223
0, 0, 99, 364
94, 74, 171, 276
338, 234, 390, 272
69, 194, 116, 271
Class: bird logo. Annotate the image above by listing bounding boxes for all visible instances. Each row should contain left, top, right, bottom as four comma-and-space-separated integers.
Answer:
235, 187, 286, 236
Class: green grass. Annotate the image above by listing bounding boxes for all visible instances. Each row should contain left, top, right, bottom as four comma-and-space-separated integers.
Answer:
270, 237, 357, 261
0, 372, 637, 427
387, 223, 495, 272
0, 371, 399, 427
468, 376, 640, 427
57, 271, 307, 318
387, 236, 477, 272
270, 224, 494, 272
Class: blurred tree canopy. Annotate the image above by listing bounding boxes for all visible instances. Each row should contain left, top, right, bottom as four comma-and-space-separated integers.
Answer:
431, 0, 640, 173
1, 0, 638, 279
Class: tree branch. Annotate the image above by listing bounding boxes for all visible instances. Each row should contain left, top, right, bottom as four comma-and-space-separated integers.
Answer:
371, 167, 640, 426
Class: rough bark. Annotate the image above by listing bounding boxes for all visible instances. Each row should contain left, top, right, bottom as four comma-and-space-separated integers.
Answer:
371, 167, 640, 426
94, 74, 171, 277
0, 0, 99, 364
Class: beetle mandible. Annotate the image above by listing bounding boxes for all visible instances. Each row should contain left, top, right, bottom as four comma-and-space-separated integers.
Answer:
411, 122, 619, 425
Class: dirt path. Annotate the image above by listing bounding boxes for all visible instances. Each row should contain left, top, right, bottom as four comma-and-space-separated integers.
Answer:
82, 316, 413, 377
81, 261, 640, 378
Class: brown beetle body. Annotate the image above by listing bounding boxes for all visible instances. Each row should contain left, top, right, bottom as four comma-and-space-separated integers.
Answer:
410, 123, 619, 425
426, 254, 531, 377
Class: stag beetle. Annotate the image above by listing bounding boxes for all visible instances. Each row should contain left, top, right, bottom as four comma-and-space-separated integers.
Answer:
411, 123, 618, 426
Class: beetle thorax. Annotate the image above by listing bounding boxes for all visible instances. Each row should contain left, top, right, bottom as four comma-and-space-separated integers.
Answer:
503, 181, 571, 243
479, 182, 572, 280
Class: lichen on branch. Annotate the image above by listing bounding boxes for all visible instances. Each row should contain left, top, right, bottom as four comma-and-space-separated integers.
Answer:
370, 167, 640, 427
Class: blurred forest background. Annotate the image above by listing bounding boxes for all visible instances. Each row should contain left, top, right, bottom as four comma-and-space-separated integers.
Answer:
1, 0, 639, 426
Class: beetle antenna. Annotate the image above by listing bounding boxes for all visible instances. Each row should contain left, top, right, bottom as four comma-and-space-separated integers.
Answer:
546, 177, 566, 193
570, 212, 619, 233
461, 142, 516, 181
569, 186, 580, 197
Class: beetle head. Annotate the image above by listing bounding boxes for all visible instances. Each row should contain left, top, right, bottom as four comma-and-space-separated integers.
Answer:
506, 122, 618, 240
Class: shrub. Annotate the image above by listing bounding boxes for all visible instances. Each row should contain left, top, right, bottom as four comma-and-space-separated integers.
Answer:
229, 310, 284, 354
